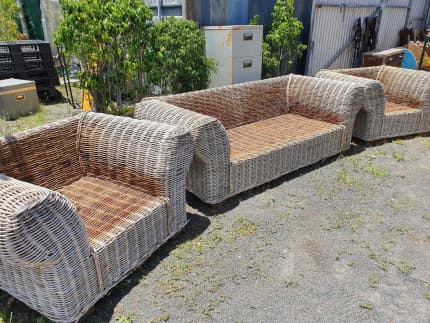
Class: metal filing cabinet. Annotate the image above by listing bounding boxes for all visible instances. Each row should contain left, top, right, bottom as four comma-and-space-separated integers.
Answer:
202, 25, 263, 88
0, 78, 39, 120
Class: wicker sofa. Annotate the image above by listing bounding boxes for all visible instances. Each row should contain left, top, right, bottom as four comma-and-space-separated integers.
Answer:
0, 112, 193, 322
316, 66, 430, 141
135, 75, 363, 204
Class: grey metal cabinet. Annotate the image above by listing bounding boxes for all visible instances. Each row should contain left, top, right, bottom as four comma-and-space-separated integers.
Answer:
0, 78, 39, 120
202, 25, 263, 88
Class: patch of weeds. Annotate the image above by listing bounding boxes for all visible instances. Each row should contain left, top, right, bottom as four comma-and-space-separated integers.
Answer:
359, 302, 374, 310
368, 274, 378, 288
417, 137, 430, 149
284, 280, 299, 288
396, 225, 409, 234
369, 251, 395, 271
35, 317, 52, 323
422, 215, 430, 221
386, 197, 416, 214
159, 312, 170, 322
202, 295, 229, 318
158, 279, 185, 297
337, 169, 357, 186
336, 248, 352, 261
231, 217, 257, 238
392, 152, 405, 162
393, 139, 406, 145
397, 262, 415, 274
115, 313, 133, 323
349, 156, 361, 171
364, 163, 390, 179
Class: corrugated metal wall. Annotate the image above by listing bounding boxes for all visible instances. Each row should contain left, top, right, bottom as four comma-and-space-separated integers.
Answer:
407, 0, 430, 29
376, 2, 409, 50
304, 0, 428, 75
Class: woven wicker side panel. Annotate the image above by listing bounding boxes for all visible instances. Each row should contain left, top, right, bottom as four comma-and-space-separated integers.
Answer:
316, 70, 385, 141
229, 124, 344, 195
287, 75, 363, 150
78, 112, 193, 231
0, 116, 82, 190
59, 176, 169, 291
160, 76, 291, 129
136, 99, 230, 204
0, 176, 99, 322
380, 109, 425, 139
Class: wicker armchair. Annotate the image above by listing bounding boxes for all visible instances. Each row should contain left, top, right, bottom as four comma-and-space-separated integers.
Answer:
0, 112, 193, 322
135, 75, 363, 204
316, 66, 430, 141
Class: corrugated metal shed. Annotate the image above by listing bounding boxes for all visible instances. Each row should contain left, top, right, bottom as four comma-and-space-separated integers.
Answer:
407, 0, 430, 29
304, 0, 429, 75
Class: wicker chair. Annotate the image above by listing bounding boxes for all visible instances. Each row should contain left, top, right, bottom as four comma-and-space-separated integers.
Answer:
316, 66, 430, 141
135, 75, 363, 204
0, 112, 193, 322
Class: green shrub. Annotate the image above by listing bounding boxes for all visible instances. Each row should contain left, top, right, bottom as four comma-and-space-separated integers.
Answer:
55, 0, 153, 111
0, 0, 19, 40
147, 17, 216, 95
251, 0, 306, 77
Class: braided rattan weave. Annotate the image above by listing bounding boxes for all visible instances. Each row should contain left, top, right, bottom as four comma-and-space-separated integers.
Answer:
0, 112, 193, 322
316, 66, 430, 141
135, 75, 363, 204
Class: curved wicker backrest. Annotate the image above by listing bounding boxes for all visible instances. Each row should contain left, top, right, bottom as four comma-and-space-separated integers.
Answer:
0, 116, 82, 190
160, 76, 291, 129
333, 66, 382, 80
377, 66, 430, 109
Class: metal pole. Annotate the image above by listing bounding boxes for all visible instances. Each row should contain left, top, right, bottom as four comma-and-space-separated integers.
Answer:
157, 0, 162, 21
304, 0, 317, 75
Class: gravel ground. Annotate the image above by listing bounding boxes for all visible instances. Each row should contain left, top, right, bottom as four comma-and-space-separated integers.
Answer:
1, 125, 429, 322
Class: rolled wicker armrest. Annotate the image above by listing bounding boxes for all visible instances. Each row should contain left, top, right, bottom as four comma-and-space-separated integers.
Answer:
287, 75, 364, 149
0, 175, 91, 267
135, 99, 231, 204
316, 70, 386, 140
78, 112, 194, 231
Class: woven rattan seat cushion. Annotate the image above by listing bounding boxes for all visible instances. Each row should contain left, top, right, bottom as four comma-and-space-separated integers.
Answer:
58, 176, 167, 251
227, 114, 342, 162
385, 101, 420, 114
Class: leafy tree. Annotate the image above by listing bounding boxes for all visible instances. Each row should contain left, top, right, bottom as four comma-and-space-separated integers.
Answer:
55, 0, 153, 111
0, 0, 19, 40
147, 17, 216, 95
251, 0, 306, 77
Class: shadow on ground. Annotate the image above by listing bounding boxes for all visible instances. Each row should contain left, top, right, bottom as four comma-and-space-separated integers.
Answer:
84, 212, 210, 322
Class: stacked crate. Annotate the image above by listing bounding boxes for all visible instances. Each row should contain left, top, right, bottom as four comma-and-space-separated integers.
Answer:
0, 40, 60, 98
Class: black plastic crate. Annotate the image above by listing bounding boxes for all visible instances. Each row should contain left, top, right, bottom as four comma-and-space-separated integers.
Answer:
0, 63, 15, 73
22, 68, 58, 79
0, 40, 52, 54
0, 54, 12, 63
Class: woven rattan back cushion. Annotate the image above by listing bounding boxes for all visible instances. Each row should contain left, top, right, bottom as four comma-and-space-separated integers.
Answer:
337, 66, 381, 81
77, 113, 176, 197
0, 117, 82, 190
377, 66, 428, 109
287, 75, 347, 125
161, 77, 291, 129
